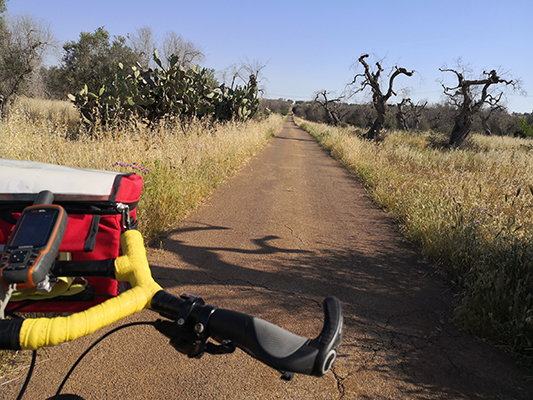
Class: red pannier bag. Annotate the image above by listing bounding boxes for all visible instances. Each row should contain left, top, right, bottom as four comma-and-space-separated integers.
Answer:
0, 159, 143, 313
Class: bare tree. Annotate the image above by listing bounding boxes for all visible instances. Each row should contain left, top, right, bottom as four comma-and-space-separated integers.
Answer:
219, 63, 243, 89
479, 103, 506, 136
395, 98, 429, 131
219, 58, 268, 91
128, 27, 205, 70
161, 31, 204, 69
128, 25, 157, 69
349, 54, 414, 140
395, 98, 410, 130
410, 99, 428, 130
241, 58, 268, 93
0, 14, 56, 117
314, 90, 343, 126
439, 65, 518, 146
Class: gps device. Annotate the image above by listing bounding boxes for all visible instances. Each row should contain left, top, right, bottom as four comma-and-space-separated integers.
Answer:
1, 193, 67, 289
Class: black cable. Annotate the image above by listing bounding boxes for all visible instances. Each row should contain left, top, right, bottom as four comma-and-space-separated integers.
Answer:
53, 321, 155, 399
16, 350, 37, 400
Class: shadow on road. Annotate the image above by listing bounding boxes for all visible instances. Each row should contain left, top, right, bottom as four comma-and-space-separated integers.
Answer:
149, 223, 533, 399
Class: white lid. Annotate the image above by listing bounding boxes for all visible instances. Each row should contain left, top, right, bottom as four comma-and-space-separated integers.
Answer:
0, 159, 122, 201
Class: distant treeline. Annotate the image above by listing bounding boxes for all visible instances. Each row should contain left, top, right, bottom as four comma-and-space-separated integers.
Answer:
261, 98, 533, 137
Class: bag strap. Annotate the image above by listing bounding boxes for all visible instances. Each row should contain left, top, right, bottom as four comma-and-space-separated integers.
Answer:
84, 215, 101, 252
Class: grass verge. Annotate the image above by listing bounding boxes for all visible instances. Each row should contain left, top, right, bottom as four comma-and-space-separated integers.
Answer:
297, 118, 533, 366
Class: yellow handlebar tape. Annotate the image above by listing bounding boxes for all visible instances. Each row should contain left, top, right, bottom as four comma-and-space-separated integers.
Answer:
19, 230, 163, 350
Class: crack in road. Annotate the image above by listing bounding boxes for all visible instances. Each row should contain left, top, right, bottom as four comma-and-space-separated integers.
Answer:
232, 279, 324, 306
331, 366, 347, 399
284, 224, 305, 245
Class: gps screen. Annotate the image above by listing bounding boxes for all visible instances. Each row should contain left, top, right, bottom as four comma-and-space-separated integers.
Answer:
9, 209, 58, 248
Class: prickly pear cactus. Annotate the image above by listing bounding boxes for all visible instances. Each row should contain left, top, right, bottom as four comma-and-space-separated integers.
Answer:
69, 51, 260, 130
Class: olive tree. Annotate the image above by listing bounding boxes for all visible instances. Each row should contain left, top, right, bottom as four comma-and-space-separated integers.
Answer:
479, 103, 506, 136
396, 98, 428, 131
410, 99, 428, 130
314, 90, 343, 126
439, 65, 518, 146
395, 98, 410, 131
0, 14, 55, 117
349, 54, 414, 139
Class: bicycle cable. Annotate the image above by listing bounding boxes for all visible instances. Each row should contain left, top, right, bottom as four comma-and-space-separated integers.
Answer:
51, 321, 156, 399
14, 321, 155, 400
15, 350, 37, 400
10, 320, 155, 400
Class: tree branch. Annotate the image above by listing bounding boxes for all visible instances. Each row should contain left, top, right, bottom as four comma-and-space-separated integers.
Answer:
385, 66, 414, 100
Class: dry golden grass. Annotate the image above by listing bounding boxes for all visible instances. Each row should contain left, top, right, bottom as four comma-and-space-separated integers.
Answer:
297, 118, 533, 362
1, 99, 284, 242
12, 96, 80, 134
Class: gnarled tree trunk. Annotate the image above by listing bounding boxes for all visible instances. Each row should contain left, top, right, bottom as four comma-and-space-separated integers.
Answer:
449, 111, 473, 146
314, 90, 342, 126
440, 68, 516, 147
367, 100, 386, 140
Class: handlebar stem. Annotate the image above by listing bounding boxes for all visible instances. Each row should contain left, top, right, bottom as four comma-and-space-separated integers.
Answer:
151, 290, 220, 358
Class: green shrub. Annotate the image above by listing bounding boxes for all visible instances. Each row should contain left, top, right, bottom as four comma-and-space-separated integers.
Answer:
515, 117, 533, 138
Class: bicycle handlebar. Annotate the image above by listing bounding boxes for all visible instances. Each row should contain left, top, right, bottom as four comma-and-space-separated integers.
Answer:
207, 296, 342, 377
0, 230, 343, 378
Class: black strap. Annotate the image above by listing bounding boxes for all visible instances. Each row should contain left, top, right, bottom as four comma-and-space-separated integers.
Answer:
53, 259, 115, 278
84, 215, 101, 252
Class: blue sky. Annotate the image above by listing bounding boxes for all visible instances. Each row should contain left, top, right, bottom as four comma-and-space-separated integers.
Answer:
6, 0, 533, 112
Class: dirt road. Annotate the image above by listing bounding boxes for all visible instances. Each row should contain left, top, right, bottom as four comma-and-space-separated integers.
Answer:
2, 115, 532, 399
